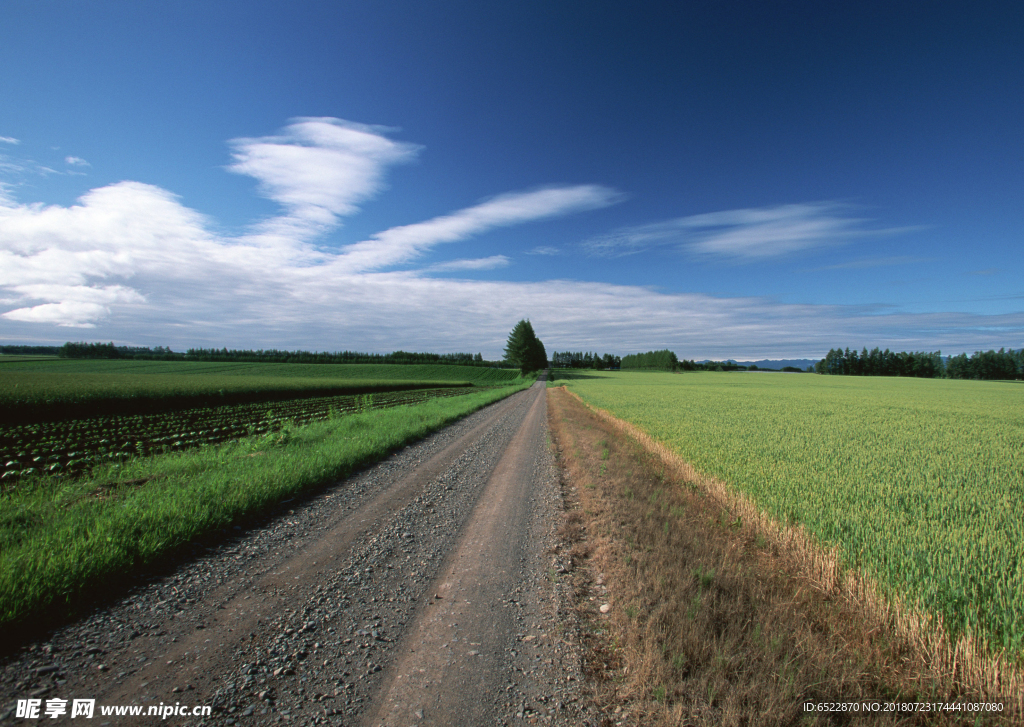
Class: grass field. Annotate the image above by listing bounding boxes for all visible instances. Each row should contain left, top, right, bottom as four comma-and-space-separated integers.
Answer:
558, 371, 1024, 661
0, 355, 59, 363
0, 360, 521, 423
0, 379, 532, 633
0, 357, 522, 382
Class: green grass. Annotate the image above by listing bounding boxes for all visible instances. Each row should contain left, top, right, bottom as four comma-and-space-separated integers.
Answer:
0, 380, 531, 630
1, 361, 523, 422
561, 371, 1024, 654
0, 358, 522, 382
0, 355, 59, 363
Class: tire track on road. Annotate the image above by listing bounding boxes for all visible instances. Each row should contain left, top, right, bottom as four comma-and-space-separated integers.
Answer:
366, 383, 548, 726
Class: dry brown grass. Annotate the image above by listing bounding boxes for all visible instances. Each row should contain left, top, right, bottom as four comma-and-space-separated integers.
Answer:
547, 386, 1012, 726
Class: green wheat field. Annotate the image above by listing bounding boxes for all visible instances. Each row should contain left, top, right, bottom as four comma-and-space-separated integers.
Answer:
561, 371, 1024, 655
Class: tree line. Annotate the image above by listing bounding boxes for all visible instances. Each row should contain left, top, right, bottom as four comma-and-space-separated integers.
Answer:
814, 347, 1023, 380
58, 342, 179, 360
621, 349, 678, 370
15, 340, 1023, 381
681, 359, 791, 372
945, 349, 1023, 380
54, 342, 508, 367
550, 351, 621, 369
619, 351, 787, 372
183, 348, 496, 366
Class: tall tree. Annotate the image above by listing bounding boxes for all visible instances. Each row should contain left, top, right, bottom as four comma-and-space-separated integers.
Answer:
503, 319, 547, 373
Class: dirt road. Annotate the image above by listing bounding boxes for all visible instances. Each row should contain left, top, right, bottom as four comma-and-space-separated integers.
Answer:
1, 380, 595, 726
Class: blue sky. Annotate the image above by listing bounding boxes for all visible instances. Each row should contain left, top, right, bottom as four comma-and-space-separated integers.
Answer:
1, 1, 1021, 359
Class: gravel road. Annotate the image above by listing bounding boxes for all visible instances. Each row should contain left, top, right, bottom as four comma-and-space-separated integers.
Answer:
1, 380, 597, 726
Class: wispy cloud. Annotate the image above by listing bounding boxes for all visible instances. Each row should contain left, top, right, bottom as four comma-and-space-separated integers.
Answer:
333, 185, 618, 273
1, 147, 86, 179
424, 255, 510, 273
0, 137, 19, 145
585, 202, 919, 262
0, 159, 26, 176
526, 246, 561, 255
803, 255, 931, 272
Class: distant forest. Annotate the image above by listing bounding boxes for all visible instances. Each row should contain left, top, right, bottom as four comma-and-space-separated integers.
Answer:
621, 350, 678, 370
814, 347, 1024, 380
0, 342, 510, 367
3, 342, 1021, 380
619, 350, 801, 373
550, 351, 622, 369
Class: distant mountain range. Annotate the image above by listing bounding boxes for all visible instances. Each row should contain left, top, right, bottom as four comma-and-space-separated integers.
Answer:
699, 359, 817, 370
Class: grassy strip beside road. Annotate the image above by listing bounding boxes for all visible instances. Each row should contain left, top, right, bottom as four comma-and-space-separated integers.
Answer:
0, 380, 532, 634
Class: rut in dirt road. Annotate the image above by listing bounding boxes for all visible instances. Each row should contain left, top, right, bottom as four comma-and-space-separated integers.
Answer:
367, 380, 549, 726
1, 379, 594, 726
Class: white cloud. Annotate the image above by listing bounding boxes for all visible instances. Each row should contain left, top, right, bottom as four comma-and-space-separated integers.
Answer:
0, 137, 19, 145
2, 285, 144, 328
0, 120, 1019, 357
0, 120, 619, 330
585, 202, 916, 261
227, 117, 421, 247
424, 255, 510, 272
0, 181, 217, 281
194, 271, 1021, 359
333, 185, 618, 273
65, 156, 90, 167
526, 246, 561, 255
803, 255, 931, 272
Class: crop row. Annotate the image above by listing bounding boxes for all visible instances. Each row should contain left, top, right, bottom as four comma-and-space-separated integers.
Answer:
1, 387, 476, 485
0, 369, 480, 424
0, 359, 522, 384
